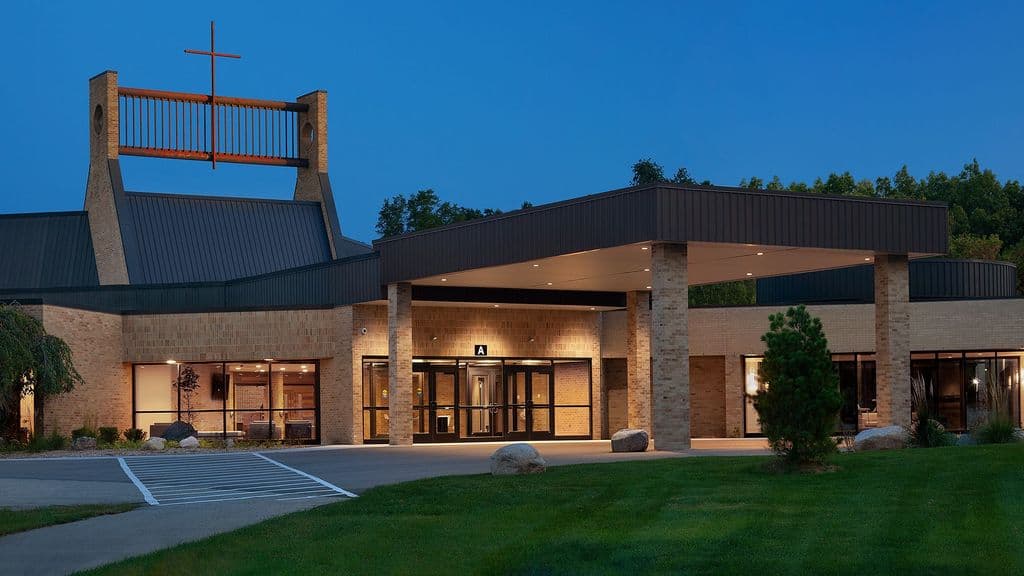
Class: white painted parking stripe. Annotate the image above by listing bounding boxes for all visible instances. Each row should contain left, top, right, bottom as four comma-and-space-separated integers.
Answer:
254, 452, 359, 498
120, 452, 355, 505
118, 457, 158, 506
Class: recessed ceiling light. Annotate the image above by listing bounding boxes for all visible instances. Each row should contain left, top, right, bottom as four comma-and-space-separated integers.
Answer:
300, 365, 307, 369
165, 359, 177, 365
546, 282, 553, 286
643, 268, 650, 272
493, 304, 500, 308
864, 257, 871, 261
302, 369, 308, 373
746, 272, 753, 276
264, 358, 274, 362
641, 246, 649, 251
756, 252, 764, 256
441, 278, 448, 282
279, 367, 286, 371
645, 285, 652, 289
589, 307, 596, 311
532, 264, 540, 268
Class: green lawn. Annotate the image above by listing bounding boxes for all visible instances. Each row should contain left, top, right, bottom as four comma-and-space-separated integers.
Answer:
86, 445, 1024, 575
0, 503, 138, 537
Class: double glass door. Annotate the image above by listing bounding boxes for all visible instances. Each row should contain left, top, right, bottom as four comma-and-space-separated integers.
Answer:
506, 366, 554, 440
412, 367, 457, 442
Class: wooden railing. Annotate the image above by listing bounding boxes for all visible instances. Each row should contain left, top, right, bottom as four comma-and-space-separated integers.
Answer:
117, 87, 309, 167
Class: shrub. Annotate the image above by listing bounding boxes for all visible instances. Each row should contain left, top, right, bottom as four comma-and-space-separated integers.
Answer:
98, 427, 119, 445
909, 374, 955, 448
974, 418, 1018, 444
971, 370, 1020, 444
71, 426, 97, 440
123, 428, 146, 442
753, 305, 843, 467
28, 431, 68, 452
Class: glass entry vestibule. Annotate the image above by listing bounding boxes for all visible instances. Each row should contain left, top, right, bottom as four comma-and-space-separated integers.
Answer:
362, 357, 592, 443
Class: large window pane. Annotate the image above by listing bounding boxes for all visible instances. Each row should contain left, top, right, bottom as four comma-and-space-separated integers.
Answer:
228, 363, 271, 439
272, 363, 316, 441
743, 357, 764, 435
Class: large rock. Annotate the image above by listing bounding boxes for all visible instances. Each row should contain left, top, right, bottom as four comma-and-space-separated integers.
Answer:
853, 425, 909, 451
1014, 429, 1024, 443
490, 443, 546, 475
179, 436, 200, 449
71, 436, 97, 450
610, 429, 649, 452
162, 421, 197, 442
142, 437, 167, 451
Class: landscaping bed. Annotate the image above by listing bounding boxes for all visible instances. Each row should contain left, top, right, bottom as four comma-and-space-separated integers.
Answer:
84, 444, 1024, 575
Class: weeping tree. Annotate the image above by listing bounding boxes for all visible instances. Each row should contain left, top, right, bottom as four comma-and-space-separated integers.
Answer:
754, 305, 843, 467
0, 304, 83, 439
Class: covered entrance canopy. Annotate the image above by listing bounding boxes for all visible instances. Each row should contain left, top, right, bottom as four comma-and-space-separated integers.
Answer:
372, 183, 949, 449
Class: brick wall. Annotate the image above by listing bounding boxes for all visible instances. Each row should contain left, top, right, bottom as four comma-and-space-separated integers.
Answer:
349, 304, 603, 442
41, 305, 129, 435
604, 297, 1024, 437
603, 358, 627, 435
690, 356, 726, 437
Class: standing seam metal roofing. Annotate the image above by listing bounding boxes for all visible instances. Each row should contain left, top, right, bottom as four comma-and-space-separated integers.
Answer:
0, 211, 99, 289
121, 192, 334, 284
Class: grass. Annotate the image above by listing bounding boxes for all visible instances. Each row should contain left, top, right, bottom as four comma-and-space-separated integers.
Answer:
0, 503, 138, 537
85, 445, 1024, 575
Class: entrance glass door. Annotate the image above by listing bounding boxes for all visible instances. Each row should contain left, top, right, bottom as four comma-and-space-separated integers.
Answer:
413, 366, 458, 443
505, 366, 554, 440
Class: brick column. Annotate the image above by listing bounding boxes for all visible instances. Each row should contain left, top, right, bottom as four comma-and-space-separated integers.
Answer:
650, 243, 690, 450
875, 254, 911, 428
625, 290, 651, 433
388, 282, 413, 445
85, 70, 130, 285
723, 354, 744, 437
294, 90, 344, 258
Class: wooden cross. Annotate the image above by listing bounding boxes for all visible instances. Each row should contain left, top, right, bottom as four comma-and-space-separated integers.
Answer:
185, 21, 241, 169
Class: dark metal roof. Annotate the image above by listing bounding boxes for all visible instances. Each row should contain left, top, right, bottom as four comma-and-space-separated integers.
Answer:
373, 184, 949, 284
0, 211, 99, 289
0, 253, 383, 314
756, 258, 1019, 304
121, 192, 334, 284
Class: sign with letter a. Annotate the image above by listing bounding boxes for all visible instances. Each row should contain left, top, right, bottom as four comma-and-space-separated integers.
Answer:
474, 344, 488, 356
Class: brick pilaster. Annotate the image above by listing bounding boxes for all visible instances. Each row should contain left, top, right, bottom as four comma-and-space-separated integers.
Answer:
293, 90, 343, 258
651, 243, 691, 450
625, 290, 651, 433
388, 282, 413, 445
875, 254, 911, 427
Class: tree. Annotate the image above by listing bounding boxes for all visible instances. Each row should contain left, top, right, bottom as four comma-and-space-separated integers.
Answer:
739, 176, 764, 189
753, 305, 843, 467
949, 233, 1002, 260
689, 280, 756, 307
670, 167, 696, 185
376, 190, 506, 237
765, 176, 785, 191
173, 365, 201, 427
631, 159, 665, 185
375, 195, 407, 237
0, 304, 82, 439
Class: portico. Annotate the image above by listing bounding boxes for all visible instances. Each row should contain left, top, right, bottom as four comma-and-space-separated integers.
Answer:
375, 185, 947, 448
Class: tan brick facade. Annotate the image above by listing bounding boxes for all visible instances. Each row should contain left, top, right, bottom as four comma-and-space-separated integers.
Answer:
85, 71, 129, 285
690, 356, 726, 437
625, 290, 651, 432
650, 242, 690, 450
388, 283, 414, 445
40, 305, 129, 435
875, 255, 911, 427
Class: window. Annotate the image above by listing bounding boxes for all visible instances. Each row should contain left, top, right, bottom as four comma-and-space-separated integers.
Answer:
133, 360, 319, 443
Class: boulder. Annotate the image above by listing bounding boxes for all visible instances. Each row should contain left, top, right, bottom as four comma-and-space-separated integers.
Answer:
142, 437, 167, 451
1014, 429, 1024, 443
610, 429, 649, 452
71, 436, 97, 450
226, 438, 235, 449
162, 421, 197, 442
853, 425, 909, 451
179, 436, 200, 449
490, 443, 546, 475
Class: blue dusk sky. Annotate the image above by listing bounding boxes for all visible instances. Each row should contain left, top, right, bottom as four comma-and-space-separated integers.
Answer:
1, 1, 1021, 242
